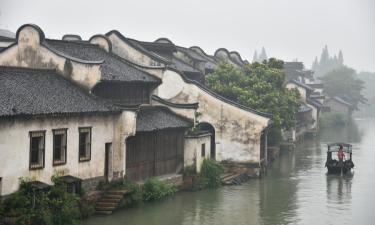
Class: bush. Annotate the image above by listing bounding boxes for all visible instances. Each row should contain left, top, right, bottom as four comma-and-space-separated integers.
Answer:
319, 112, 346, 128
1, 177, 81, 225
196, 159, 224, 189
79, 199, 95, 219
117, 177, 143, 208
142, 178, 176, 202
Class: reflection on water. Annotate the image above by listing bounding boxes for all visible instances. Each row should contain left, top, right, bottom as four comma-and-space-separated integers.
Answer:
83, 119, 375, 225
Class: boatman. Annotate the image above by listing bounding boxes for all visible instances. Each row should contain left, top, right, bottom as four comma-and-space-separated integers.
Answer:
338, 145, 345, 166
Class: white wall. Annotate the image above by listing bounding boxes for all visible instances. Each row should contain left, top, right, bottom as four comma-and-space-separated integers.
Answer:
108, 35, 270, 164
0, 114, 118, 195
0, 25, 101, 90
156, 69, 269, 163
184, 133, 211, 173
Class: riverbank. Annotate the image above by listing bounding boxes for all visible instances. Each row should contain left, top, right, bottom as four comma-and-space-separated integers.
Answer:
81, 119, 375, 225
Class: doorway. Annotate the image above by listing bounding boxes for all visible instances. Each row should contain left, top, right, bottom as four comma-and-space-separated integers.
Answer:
104, 143, 112, 182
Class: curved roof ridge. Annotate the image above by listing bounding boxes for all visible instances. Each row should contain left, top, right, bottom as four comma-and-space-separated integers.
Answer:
151, 95, 198, 109
105, 30, 170, 64
154, 37, 174, 44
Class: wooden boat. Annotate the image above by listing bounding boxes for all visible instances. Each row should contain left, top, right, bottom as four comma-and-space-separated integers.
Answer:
325, 143, 354, 174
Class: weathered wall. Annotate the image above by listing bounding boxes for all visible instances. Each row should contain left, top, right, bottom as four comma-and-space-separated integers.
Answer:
307, 103, 318, 130
0, 25, 101, 90
155, 69, 269, 163
112, 111, 137, 179
0, 114, 119, 195
184, 133, 211, 173
324, 100, 351, 123
107, 35, 270, 164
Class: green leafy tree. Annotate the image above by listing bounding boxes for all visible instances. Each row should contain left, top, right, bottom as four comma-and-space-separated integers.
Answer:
320, 66, 367, 109
206, 58, 301, 133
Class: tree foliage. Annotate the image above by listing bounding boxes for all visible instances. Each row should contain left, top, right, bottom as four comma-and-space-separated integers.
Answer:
320, 66, 367, 109
205, 58, 301, 130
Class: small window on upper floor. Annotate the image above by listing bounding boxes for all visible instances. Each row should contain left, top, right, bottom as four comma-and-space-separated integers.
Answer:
201, 143, 206, 157
53, 129, 67, 166
29, 131, 45, 170
79, 127, 91, 162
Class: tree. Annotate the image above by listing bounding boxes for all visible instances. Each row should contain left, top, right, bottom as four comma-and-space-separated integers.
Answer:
206, 59, 301, 130
320, 66, 367, 109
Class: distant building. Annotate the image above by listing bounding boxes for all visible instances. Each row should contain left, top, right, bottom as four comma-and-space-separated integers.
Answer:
323, 97, 354, 124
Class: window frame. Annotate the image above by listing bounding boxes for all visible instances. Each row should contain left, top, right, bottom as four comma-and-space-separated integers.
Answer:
29, 130, 46, 170
52, 128, 68, 166
78, 127, 92, 162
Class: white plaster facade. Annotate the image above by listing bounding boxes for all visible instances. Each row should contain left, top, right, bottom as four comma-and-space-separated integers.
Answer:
107, 36, 271, 164
0, 114, 121, 195
184, 133, 212, 173
0, 25, 139, 195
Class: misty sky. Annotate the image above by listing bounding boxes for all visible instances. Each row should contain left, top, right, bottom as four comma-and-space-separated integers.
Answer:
0, 0, 374, 71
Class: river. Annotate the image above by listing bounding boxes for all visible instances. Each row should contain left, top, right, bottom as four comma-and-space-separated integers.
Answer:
83, 119, 375, 225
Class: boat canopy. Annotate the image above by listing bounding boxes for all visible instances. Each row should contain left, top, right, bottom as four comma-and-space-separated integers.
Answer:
327, 143, 352, 153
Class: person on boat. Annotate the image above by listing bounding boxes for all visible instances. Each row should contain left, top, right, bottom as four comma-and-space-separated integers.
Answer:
338, 145, 345, 166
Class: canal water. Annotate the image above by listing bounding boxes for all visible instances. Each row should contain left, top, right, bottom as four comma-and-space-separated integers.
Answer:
83, 119, 375, 225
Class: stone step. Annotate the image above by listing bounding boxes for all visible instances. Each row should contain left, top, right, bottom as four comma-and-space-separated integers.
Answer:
96, 202, 117, 208
96, 206, 117, 211
107, 189, 129, 195
99, 197, 122, 203
96, 210, 113, 215
103, 194, 123, 199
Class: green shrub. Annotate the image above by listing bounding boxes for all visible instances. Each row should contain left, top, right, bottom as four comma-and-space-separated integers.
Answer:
142, 178, 176, 202
1, 177, 81, 225
79, 199, 95, 219
197, 159, 224, 189
118, 177, 143, 208
319, 112, 346, 128
47, 176, 81, 225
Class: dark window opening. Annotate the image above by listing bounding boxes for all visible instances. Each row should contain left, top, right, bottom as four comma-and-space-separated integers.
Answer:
201, 143, 206, 157
79, 127, 91, 162
29, 131, 45, 170
53, 129, 67, 166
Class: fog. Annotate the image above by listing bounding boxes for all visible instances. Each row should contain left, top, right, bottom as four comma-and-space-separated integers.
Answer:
0, 0, 374, 71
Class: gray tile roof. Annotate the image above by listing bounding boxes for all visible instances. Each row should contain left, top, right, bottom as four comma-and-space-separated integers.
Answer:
307, 98, 323, 108
170, 57, 202, 74
330, 97, 353, 108
0, 67, 120, 118
45, 40, 160, 84
289, 79, 315, 92
136, 106, 193, 132
298, 104, 312, 113
176, 46, 206, 62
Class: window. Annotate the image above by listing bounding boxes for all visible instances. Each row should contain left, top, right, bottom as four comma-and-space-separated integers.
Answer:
79, 127, 91, 162
53, 129, 67, 166
29, 131, 45, 170
201, 143, 206, 157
